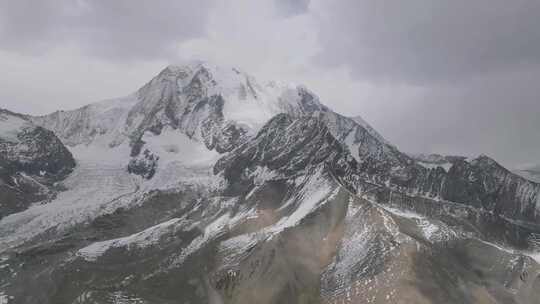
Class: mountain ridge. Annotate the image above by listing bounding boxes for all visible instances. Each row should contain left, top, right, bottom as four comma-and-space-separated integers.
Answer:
1, 61, 540, 304
7, 61, 540, 223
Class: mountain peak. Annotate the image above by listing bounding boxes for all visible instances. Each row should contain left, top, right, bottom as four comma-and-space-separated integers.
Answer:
158, 60, 253, 85
30, 60, 331, 152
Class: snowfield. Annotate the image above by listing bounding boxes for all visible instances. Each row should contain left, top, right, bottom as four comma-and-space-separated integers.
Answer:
0, 136, 222, 252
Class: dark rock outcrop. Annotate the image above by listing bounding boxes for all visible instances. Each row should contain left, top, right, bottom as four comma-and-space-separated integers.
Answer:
0, 109, 75, 218
127, 149, 158, 179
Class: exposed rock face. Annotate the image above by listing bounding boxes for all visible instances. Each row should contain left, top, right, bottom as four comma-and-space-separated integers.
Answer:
399, 155, 540, 223
127, 149, 158, 179
441, 156, 540, 221
354, 150, 540, 223
0, 109, 75, 218
1, 109, 75, 176
317, 111, 412, 183
214, 113, 358, 194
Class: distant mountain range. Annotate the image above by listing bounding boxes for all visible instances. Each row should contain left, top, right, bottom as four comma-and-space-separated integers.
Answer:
1, 61, 539, 304
514, 164, 540, 183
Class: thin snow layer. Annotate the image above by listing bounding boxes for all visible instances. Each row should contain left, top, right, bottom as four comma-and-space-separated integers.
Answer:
245, 166, 281, 200
77, 218, 182, 261
272, 170, 336, 232
320, 196, 402, 301
218, 168, 339, 257
250, 166, 279, 185
0, 112, 28, 143
477, 239, 540, 265
417, 161, 453, 172
375, 203, 456, 243
76, 195, 253, 264
378, 205, 424, 220
218, 232, 263, 268
380, 202, 540, 265
329, 200, 376, 277
173, 203, 256, 266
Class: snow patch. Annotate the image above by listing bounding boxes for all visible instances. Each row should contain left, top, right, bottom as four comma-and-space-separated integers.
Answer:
272, 169, 335, 232
343, 130, 361, 162
376, 204, 456, 243
78, 218, 182, 261
250, 166, 279, 185
173, 208, 251, 266
141, 127, 220, 167
417, 161, 452, 172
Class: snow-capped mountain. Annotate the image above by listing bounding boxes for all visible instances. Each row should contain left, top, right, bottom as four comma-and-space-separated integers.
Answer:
29, 62, 402, 179
30, 62, 327, 150
1, 62, 540, 304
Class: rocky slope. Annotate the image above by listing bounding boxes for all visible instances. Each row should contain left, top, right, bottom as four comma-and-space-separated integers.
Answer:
0, 109, 75, 219
1, 62, 540, 303
406, 153, 540, 223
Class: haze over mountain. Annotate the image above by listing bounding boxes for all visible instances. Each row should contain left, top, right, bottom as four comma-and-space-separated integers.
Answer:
1, 62, 540, 304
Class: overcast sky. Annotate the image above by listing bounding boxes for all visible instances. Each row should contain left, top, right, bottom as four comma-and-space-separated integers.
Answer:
1, 0, 539, 167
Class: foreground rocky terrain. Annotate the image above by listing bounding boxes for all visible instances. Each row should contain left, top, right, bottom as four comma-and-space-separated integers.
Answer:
1, 61, 539, 304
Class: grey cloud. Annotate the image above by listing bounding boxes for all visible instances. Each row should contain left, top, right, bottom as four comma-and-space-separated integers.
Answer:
314, 0, 540, 84
275, 0, 310, 17
307, 0, 540, 167
362, 66, 540, 167
0, 0, 214, 60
